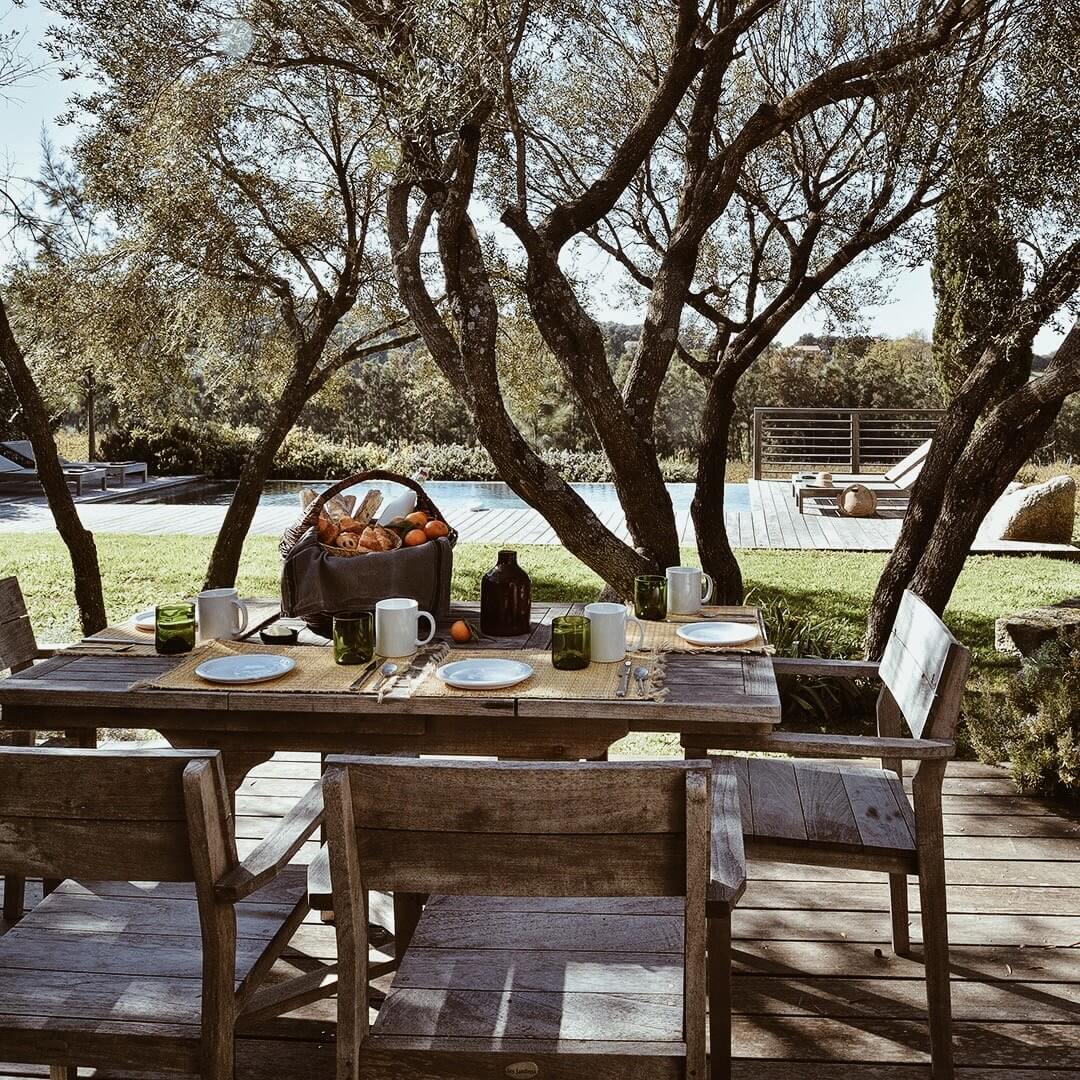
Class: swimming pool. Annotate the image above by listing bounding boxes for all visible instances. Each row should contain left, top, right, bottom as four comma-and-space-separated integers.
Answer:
119, 479, 750, 515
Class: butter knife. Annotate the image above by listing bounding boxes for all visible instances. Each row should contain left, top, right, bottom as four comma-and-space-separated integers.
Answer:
615, 659, 632, 698
347, 658, 380, 691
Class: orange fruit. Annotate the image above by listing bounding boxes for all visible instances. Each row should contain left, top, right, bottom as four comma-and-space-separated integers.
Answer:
450, 619, 472, 643
405, 510, 428, 527
424, 518, 449, 539
403, 528, 428, 547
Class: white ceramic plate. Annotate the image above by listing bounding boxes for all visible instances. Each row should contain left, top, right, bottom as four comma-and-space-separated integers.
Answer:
195, 654, 296, 685
675, 621, 758, 647
436, 658, 534, 690
134, 609, 199, 632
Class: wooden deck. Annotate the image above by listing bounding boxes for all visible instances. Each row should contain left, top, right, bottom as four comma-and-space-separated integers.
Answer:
1, 750, 1078, 1078
0, 479, 1075, 556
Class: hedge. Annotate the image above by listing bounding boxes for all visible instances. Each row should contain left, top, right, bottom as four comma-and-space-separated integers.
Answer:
101, 422, 703, 483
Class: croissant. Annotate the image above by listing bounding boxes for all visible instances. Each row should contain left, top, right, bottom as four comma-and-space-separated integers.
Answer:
317, 516, 340, 545
337, 516, 364, 534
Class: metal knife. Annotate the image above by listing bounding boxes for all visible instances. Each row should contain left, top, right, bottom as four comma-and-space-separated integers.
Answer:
615, 659, 632, 698
347, 659, 380, 691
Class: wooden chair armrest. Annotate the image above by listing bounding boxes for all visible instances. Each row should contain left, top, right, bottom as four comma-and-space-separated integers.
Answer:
216, 781, 323, 902
771, 657, 880, 680
721, 730, 955, 760
708, 762, 746, 909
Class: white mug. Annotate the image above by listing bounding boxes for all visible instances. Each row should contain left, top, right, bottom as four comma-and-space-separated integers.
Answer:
196, 588, 249, 642
666, 566, 715, 615
375, 597, 436, 658
584, 602, 645, 663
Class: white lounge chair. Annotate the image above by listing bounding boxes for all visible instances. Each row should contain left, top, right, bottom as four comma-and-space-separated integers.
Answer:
1, 439, 148, 486
0, 453, 107, 495
792, 439, 930, 512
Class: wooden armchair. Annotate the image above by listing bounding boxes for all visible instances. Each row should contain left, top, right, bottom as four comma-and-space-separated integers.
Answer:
0, 746, 322, 1079
683, 590, 970, 1080
0, 575, 56, 923
320, 756, 747, 1080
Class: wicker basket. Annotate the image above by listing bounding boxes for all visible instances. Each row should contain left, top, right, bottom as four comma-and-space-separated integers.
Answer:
279, 471, 457, 632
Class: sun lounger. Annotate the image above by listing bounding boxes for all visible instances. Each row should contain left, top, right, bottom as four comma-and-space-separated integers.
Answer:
0, 454, 107, 495
793, 439, 930, 512
0, 439, 149, 486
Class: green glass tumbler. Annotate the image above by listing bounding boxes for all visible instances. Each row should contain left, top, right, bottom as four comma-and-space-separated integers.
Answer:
333, 613, 375, 666
155, 601, 196, 655
634, 575, 668, 621
552, 615, 590, 671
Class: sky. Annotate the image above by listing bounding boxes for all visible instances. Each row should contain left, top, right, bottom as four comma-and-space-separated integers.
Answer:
0, 1, 1064, 353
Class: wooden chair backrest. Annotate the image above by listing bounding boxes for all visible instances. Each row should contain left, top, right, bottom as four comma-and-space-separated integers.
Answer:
879, 590, 970, 741
0, 747, 237, 884
324, 756, 711, 897
883, 439, 931, 485
0, 576, 39, 673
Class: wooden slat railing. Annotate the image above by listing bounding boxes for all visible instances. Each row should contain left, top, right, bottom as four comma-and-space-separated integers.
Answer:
752, 407, 943, 480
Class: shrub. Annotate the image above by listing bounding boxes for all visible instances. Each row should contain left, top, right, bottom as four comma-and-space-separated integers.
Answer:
967, 631, 1080, 799
747, 589, 877, 727
102, 423, 713, 484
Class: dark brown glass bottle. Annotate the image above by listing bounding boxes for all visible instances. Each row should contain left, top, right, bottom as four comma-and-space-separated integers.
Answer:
480, 549, 532, 636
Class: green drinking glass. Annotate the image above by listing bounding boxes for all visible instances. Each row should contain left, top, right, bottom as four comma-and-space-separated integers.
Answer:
333, 613, 375, 666
155, 601, 196, 655
634, 575, 668, 621
552, 615, 590, 671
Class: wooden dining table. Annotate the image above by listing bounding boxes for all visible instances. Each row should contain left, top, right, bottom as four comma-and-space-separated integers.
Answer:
0, 599, 781, 791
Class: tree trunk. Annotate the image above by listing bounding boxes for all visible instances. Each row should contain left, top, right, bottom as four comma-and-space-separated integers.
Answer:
692, 363, 744, 602
504, 208, 681, 572
906, 400, 1063, 615
866, 324, 1080, 654
202, 369, 310, 590
0, 296, 107, 634
864, 343, 1023, 656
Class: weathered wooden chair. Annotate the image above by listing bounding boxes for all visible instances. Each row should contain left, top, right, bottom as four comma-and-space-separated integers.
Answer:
0, 575, 55, 923
0, 746, 323, 1079
319, 756, 746, 1080
684, 589, 970, 1079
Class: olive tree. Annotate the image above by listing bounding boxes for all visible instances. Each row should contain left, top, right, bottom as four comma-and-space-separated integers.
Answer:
50, 0, 416, 588
865, 0, 1080, 653
1, 5, 108, 633
266, 0, 997, 597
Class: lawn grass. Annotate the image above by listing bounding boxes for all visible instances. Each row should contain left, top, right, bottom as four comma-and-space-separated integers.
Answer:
5, 534, 1078, 677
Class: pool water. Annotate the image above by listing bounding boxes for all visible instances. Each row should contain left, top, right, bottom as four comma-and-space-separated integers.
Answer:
121, 479, 751, 515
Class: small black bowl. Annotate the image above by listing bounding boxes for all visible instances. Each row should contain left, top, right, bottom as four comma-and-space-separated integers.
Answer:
260, 623, 299, 646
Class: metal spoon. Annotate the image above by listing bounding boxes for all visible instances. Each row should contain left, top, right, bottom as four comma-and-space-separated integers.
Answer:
633, 665, 651, 697
372, 662, 399, 693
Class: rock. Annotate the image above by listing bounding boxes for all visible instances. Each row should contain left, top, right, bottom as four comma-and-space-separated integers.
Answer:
995, 598, 1080, 656
982, 475, 1077, 543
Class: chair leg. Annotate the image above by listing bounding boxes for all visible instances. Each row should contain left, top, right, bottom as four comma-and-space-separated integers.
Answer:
889, 873, 910, 956
914, 765, 953, 1080
707, 909, 733, 1080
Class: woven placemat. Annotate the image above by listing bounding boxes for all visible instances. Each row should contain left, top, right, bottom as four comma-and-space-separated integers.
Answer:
136, 640, 385, 694
410, 648, 667, 701
634, 605, 769, 654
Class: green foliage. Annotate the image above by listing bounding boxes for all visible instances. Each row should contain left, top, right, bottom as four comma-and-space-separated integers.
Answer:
968, 632, 1080, 799
730, 336, 944, 458
931, 99, 1029, 400
101, 422, 703, 483
746, 588, 877, 726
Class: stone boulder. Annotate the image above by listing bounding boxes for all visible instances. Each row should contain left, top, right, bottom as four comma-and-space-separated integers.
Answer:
982, 475, 1076, 543
995, 598, 1080, 657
